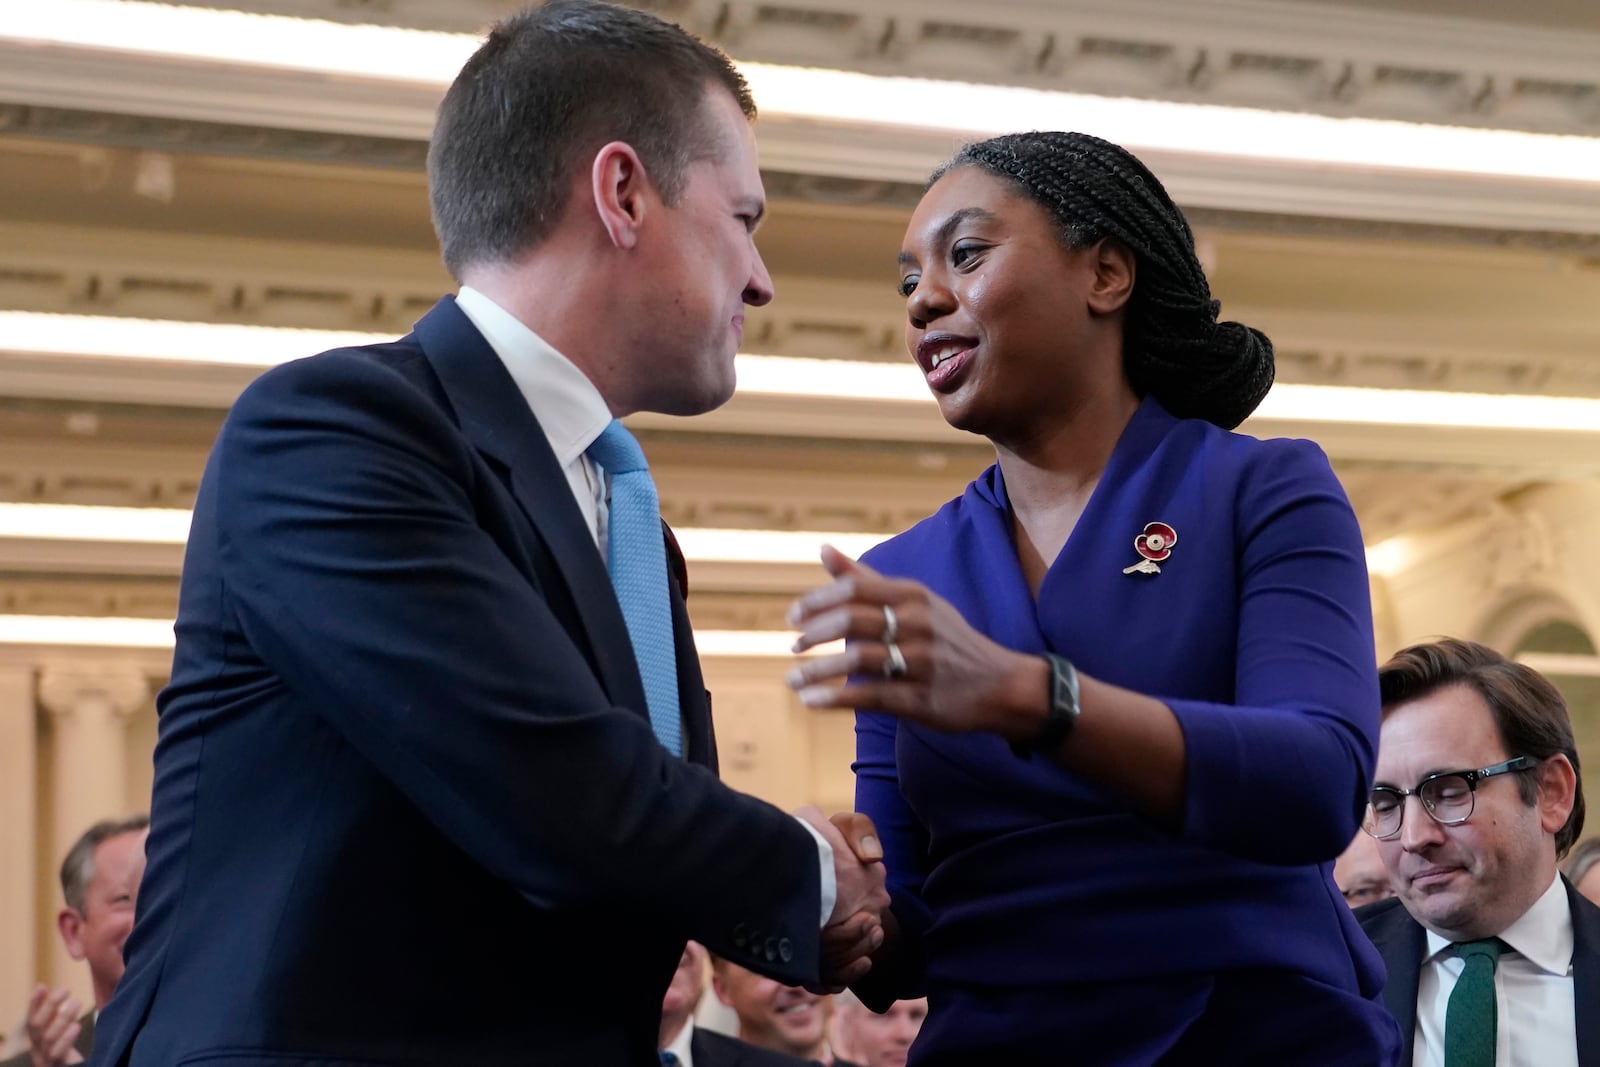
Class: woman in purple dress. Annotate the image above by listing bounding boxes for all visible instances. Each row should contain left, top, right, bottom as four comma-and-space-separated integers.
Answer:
787, 132, 1402, 1065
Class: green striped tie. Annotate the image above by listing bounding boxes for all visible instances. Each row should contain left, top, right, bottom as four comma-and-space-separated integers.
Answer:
1445, 938, 1504, 1067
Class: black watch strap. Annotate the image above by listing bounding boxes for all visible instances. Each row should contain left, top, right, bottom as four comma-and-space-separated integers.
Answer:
1009, 653, 1080, 759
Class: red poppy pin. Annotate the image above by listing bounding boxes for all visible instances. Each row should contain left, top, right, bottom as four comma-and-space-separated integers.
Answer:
1122, 521, 1178, 576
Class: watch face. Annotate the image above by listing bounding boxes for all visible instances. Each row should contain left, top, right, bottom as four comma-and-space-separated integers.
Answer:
1010, 655, 1080, 758
1052, 656, 1080, 715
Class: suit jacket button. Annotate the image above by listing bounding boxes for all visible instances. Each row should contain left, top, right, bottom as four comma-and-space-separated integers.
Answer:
764, 937, 780, 962
778, 938, 793, 963
732, 924, 748, 948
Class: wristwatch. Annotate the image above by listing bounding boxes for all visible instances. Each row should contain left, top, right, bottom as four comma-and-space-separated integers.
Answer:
1009, 653, 1080, 758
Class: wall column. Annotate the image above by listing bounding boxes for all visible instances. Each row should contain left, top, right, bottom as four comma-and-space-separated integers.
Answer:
0, 663, 38, 1030
35, 663, 150, 997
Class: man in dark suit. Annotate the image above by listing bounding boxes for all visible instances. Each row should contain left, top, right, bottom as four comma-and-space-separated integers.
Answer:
3, 816, 146, 1067
90, 3, 887, 1065
1357, 638, 1600, 1066
659, 942, 818, 1067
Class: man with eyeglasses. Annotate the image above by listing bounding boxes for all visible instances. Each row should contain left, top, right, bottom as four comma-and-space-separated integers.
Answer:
1357, 637, 1600, 1067
1335, 829, 1396, 909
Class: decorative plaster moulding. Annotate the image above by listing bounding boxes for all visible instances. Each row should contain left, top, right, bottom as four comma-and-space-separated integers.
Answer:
125, 0, 1600, 132
3, 2, 1600, 232
10, 312, 1600, 477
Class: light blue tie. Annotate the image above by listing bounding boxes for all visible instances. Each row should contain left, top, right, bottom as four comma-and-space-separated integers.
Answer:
586, 420, 682, 756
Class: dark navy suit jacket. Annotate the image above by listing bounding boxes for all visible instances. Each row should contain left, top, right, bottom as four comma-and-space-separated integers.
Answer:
1359, 878, 1600, 1066
91, 298, 821, 1067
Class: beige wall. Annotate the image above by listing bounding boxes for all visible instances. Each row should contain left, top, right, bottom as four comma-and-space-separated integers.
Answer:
0, 653, 161, 1030
1373, 481, 1600, 818
699, 656, 858, 817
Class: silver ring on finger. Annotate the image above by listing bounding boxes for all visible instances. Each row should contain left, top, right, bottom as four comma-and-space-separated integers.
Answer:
883, 640, 908, 679
881, 604, 898, 644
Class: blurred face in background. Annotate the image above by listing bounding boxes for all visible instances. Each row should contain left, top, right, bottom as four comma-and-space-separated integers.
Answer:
1333, 828, 1394, 909
1576, 862, 1600, 907
712, 959, 832, 1059
59, 829, 148, 1007
834, 996, 927, 1067
659, 940, 709, 1048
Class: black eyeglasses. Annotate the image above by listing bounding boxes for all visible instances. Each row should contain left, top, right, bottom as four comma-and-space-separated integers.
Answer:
1362, 756, 1537, 839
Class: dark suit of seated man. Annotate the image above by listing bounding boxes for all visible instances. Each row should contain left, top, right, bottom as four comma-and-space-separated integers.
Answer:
659, 942, 820, 1067
88, 3, 888, 1065
1357, 638, 1600, 1067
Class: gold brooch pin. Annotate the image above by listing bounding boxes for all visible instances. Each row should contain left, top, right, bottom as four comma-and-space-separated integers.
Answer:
1122, 521, 1177, 576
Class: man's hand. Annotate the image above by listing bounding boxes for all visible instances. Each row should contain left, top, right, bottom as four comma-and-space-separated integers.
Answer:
23, 984, 85, 1066
795, 807, 890, 990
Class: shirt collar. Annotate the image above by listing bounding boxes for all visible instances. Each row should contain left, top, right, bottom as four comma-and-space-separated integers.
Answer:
453, 286, 613, 467
663, 1017, 695, 1067
1423, 873, 1574, 976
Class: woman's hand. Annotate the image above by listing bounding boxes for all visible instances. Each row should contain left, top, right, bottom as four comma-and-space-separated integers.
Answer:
785, 545, 1048, 740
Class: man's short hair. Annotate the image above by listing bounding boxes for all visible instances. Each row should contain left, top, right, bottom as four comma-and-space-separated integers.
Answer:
59, 813, 149, 914
426, 0, 755, 277
1378, 637, 1585, 857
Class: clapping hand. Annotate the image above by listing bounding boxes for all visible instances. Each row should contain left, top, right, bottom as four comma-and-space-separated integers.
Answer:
22, 984, 85, 1067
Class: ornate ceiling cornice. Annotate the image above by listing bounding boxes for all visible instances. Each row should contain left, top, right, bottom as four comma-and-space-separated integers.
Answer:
4, 0, 1600, 233
149, 0, 1600, 135
3, 218, 1597, 405
0, 104, 429, 169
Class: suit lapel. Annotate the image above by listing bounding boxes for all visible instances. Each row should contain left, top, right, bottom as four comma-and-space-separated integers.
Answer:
412, 297, 648, 719
1566, 878, 1600, 1065
1389, 922, 1422, 1067
1362, 900, 1423, 1067
662, 521, 717, 768
75, 1012, 95, 1059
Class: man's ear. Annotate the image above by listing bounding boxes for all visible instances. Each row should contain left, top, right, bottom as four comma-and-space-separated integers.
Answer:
1537, 752, 1578, 835
57, 907, 87, 961
591, 141, 650, 251
1085, 237, 1136, 317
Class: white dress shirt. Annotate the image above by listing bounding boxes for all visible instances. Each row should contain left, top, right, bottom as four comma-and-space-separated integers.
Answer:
452, 288, 835, 928
454, 286, 613, 547
1413, 874, 1578, 1067
661, 1018, 697, 1067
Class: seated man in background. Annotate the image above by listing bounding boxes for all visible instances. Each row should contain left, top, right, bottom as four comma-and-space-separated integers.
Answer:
660, 941, 817, 1067
1335, 827, 1396, 909
2, 815, 148, 1067
830, 992, 926, 1067
1358, 638, 1600, 1065
710, 956, 858, 1066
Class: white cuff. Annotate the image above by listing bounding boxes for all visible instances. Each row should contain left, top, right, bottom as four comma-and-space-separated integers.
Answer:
794, 815, 837, 928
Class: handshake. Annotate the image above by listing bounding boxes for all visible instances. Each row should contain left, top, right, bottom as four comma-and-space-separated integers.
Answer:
795, 807, 893, 993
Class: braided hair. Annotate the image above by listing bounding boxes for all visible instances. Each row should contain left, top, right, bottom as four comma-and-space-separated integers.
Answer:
934, 131, 1273, 430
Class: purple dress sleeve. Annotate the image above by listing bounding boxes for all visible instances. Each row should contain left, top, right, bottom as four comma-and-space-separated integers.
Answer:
1170, 438, 1378, 863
